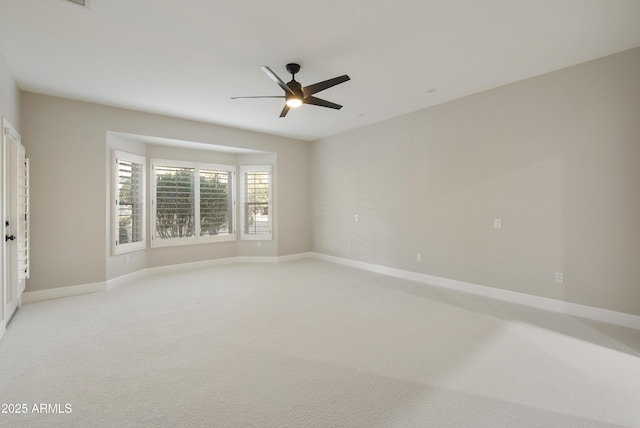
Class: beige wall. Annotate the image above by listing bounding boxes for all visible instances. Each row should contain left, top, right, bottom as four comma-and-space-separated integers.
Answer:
21, 93, 311, 291
0, 51, 20, 130
311, 48, 640, 316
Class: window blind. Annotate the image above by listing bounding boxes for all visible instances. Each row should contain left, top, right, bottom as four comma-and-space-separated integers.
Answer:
200, 169, 233, 237
117, 158, 144, 245
241, 167, 271, 238
154, 165, 195, 240
17, 158, 29, 281
151, 160, 235, 247
113, 151, 146, 255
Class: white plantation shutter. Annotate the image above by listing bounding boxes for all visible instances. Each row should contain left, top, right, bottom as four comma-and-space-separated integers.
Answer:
240, 165, 272, 240
17, 157, 29, 281
113, 151, 146, 254
199, 168, 234, 237
117, 161, 143, 241
153, 164, 195, 241
151, 159, 235, 247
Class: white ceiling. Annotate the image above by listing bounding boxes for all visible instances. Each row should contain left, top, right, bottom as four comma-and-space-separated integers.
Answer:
1, 0, 640, 141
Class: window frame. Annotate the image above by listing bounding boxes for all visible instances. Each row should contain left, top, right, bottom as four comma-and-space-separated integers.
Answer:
150, 158, 236, 248
240, 165, 272, 241
112, 150, 146, 255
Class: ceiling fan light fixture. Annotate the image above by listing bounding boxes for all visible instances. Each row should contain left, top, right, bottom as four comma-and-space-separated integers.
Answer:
286, 97, 303, 108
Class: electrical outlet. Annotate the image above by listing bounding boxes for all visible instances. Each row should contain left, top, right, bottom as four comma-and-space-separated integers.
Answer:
125, 254, 130, 263
555, 272, 564, 283
416, 252, 422, 262
493, 218, 502, 229
354, 214, 359, 223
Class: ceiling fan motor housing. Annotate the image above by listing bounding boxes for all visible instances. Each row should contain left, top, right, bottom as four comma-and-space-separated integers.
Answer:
286, 80, 304, 101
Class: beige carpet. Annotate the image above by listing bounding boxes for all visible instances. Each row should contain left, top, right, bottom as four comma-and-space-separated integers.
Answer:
1, 259, 639, 427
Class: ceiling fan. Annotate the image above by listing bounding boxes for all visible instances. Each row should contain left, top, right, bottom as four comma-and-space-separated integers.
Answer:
231, 63, 350, 117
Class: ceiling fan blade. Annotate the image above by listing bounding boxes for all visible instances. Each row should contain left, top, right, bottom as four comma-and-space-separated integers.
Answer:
231, 96, 285, 99
303, 96, 343, 110
302, 75, 350, 97
279, 105, 291, 117
261, 66, 295, 95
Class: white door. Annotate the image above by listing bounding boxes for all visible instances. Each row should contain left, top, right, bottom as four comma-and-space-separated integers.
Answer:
2, 118, 29, 333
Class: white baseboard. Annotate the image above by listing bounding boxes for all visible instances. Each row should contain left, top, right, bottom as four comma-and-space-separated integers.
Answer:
310, 252, 640, 330
130, 253, 314, 282
270, 252, 314, 263
125, 256, 240, 280
21, 251, 639, 330
105, 269, 150, 290
23, 254, 314, 303
21, 281, 106, 305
